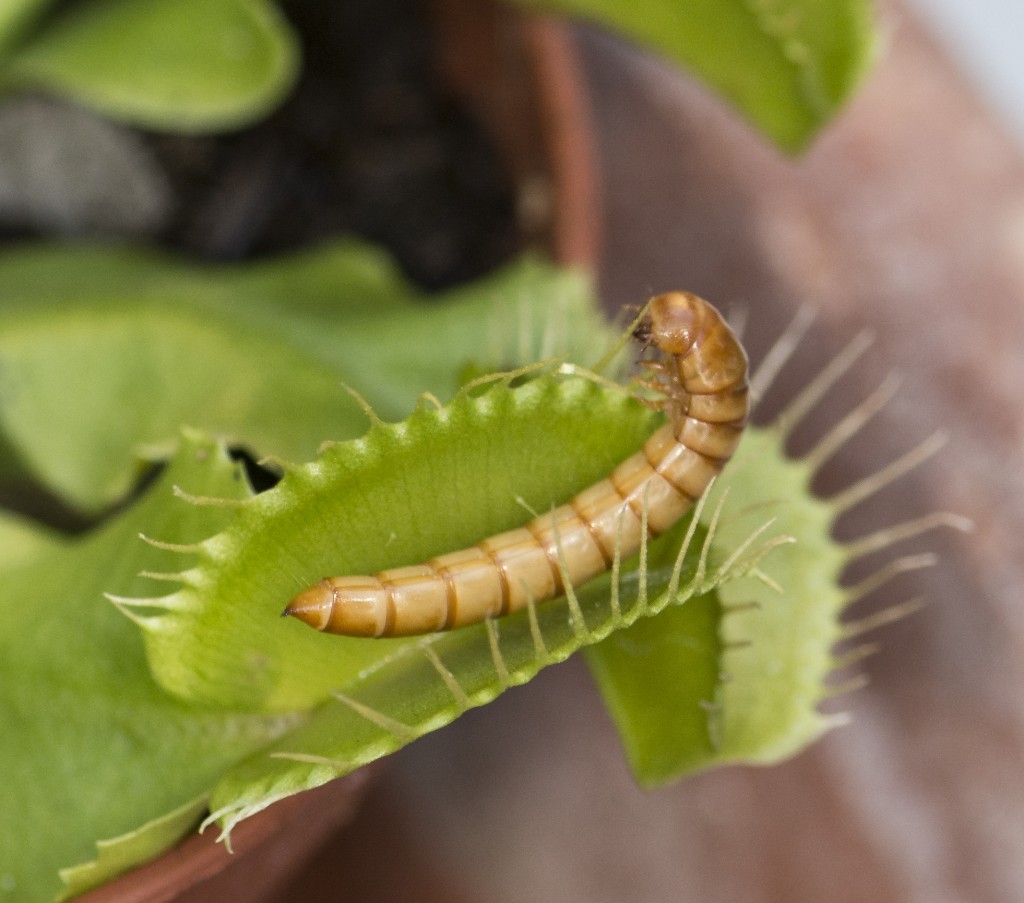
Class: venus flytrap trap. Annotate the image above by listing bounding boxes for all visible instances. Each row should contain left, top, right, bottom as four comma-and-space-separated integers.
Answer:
121, 370, 677, 711
197, 468, 779, 837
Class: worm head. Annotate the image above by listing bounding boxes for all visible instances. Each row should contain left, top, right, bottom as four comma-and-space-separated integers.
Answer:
641, 292, 702, 356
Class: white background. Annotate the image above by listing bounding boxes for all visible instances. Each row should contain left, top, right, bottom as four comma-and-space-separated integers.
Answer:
910, 0, 1024, 143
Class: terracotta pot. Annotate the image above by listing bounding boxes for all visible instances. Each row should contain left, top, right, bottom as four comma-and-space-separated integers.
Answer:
75, 1, 599, 900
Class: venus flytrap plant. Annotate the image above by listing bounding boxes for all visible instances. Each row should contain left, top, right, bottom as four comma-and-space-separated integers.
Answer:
0, 252, 968, 897
0, 0, 908, 900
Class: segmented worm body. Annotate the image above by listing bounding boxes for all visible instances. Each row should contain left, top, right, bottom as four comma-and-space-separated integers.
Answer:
286, 291, 749, 637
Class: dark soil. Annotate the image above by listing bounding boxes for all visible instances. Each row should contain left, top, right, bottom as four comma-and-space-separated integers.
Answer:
149, 0, 520, 290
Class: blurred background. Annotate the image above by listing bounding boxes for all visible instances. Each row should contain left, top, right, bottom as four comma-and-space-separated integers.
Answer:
266, 0, 1024, 900
911, 0, 1024, 142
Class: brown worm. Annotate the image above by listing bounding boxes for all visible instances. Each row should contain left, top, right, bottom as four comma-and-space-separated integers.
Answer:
285, 291, 749, 637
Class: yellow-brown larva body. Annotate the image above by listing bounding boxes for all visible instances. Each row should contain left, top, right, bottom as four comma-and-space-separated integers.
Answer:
285, 291, 749, 638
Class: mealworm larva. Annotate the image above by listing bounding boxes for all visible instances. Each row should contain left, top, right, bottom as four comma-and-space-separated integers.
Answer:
285, 291, 749, 638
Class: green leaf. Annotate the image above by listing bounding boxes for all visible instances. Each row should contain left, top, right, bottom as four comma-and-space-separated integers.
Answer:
0, 0, 55, 54
1, 0, 300, 132
0, 243, 602, 511
0, 507, 60, 566
0, 238, 415, 314
513, 0, 876, 151
586, 424, 848, 785
0, 434, 297, 903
